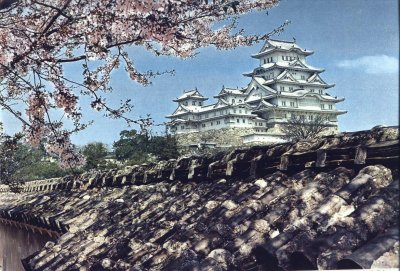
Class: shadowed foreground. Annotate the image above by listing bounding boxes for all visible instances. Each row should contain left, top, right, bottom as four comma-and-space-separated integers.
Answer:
0, 126, 398, 270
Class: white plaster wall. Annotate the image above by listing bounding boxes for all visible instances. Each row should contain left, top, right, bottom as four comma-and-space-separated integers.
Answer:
242, 134, 286, 144
298, 97, 321, 110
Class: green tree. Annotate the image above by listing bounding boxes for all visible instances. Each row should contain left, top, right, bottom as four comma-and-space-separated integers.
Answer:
82, 142, 109, 170
113, 130, 147, 161
149, 135, 179, 161
0, 123, 70, 185
12, 143, 70, 182
113, 129, 179, 165
0, 124, 23, 186
14, 161, 68, 181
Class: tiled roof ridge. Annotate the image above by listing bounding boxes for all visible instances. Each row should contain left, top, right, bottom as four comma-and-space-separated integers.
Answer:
0, 126, 398, 194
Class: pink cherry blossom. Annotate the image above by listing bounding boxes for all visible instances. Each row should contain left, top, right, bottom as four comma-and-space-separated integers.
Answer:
0, 0, 281, 167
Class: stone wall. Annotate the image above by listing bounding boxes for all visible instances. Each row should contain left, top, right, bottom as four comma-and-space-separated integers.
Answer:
175, 125, 340, 149
175, 127, 250, 147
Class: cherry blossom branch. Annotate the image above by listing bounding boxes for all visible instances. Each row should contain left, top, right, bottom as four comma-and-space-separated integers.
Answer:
32, 0, 73, 20
0, 98, 31, 128
0, 0, 282, 167
39, 0, 72, 37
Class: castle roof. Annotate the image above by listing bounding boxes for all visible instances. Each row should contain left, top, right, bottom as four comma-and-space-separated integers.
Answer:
278, 90, 345, 102
166, 104, 191, 118
173, 89, 208, 102
257, 69, 335, 88
252, 39, 314, 59
243, 60, 324, 77
214, 86, 247, 98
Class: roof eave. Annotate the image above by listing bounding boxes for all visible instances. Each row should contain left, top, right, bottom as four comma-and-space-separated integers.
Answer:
252, 48, 314, 58
173, 97, 208, 102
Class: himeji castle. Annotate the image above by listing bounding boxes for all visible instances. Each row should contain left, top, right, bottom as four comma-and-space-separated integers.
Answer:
166, 39, 346, 146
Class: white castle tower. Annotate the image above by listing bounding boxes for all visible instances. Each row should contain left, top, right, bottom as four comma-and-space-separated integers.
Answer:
166, 39, 346, 146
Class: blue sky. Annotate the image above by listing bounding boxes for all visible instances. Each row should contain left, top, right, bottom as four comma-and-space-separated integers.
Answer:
2, 0, 399, 146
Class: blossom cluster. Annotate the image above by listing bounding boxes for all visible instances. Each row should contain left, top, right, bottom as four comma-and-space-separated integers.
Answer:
45, 135, 86, 169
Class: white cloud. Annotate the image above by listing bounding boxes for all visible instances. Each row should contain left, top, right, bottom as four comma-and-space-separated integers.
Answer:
337, 55, 398, 74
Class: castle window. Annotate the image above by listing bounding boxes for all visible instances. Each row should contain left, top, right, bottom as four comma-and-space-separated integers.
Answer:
233, 109, 236, 113
237, 119, 240, 123
202, 123, 206, 127
319, 89, 323, 94
310, 89, 315, 92
321, 104, 325, 109
280, 86, 285, 91
232, 99, 235, 104
239, 100, 242, 103
308, 115, 313, 120
214, 112, 216, 116
264, 58, 267, 64
211, 122, 213, 126
184, 101, 188, 105
289, 87, 293, 91
199, 102, 202, 106
239, 110, 242, 113
181, 126, 185, 129
329, 104, 333, 110
205, 113, 208, 118
281, 101, 286, 106
217, 120, 220, 125
284, 113, 287, 118
291, 114, 296, 119
220, 111, 223, 115
282, 56, 284, 60
290, 101, 295, 107
242, 119, 245, 123
192, 101, 196, 105
259, 122, 262, 126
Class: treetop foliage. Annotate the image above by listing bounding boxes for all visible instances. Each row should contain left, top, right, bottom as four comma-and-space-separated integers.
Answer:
113, 129, 179, 163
